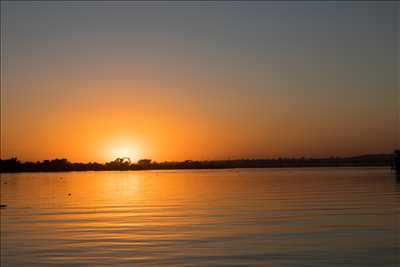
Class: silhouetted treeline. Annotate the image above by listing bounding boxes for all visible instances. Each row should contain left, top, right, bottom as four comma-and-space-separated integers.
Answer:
0, 154, 396, 173
394, 150, 400, 174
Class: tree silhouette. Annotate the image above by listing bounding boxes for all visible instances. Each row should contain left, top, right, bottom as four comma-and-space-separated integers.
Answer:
0, 153, 397, 173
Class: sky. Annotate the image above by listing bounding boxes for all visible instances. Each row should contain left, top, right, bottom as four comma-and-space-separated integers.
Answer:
1, 1, 398, 163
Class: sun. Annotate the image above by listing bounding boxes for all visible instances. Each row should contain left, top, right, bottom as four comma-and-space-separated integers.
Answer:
111, 147, 136, 159
106, 139, 141, 162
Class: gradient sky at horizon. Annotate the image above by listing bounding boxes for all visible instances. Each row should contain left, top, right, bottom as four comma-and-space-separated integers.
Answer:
1, 1, 398, 162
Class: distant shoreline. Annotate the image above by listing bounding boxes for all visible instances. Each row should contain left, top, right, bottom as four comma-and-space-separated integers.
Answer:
0, 165, 392, 174
1, 154, 394, 173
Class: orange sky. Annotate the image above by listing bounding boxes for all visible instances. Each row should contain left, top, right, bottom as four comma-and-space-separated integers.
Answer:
1, 2, 398, 163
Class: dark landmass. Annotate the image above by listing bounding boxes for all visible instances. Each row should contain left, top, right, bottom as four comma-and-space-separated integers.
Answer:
0, 154, 396, 173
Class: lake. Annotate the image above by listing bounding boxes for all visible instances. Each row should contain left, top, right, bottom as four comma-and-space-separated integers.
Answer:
1, 168, 399, 266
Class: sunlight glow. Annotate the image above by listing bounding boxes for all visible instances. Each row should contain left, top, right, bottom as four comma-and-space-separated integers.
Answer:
106, 139, 141, 162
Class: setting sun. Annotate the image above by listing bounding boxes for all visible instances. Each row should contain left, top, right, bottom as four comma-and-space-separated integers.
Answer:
110, 147, 137, 161
106, 139, 142, 162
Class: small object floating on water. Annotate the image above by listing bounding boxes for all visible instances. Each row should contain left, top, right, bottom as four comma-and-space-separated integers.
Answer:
0, 204, 7, 208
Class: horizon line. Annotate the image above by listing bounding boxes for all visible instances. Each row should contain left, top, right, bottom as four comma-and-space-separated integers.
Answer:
1, 151, 397, 165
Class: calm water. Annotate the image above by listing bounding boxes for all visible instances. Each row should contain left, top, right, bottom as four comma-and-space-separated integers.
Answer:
1, 168, 399, 266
